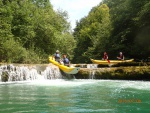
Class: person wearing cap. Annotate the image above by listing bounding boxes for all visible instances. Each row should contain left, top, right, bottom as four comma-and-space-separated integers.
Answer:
62, 54, 70, 67
117, 52, 124, 60
53, 50, 61, 62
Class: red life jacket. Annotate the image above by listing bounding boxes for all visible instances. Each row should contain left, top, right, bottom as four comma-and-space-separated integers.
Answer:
103, 54, 108, 60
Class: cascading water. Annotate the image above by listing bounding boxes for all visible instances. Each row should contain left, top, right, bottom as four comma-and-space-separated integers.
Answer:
87, 64, 98, 68
0, 64, 62, 82
41, 65, 62, 79
87, 64, 98, 79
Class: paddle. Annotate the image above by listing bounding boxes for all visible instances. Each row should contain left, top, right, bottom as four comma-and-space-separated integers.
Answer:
107, 59, 113, 67
107, 59, 110, 63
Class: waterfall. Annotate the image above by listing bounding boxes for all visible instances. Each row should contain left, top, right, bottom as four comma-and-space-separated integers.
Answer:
0, 64, 62, 82
87, 64, 98, 79
89, 70, 95, 79
41, 66, 62, 79
87, 64, 98, 68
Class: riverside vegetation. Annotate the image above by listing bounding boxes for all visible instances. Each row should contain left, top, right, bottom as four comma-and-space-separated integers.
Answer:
0, 0, 150, 64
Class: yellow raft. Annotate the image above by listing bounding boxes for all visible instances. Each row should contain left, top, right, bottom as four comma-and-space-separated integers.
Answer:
49, 57, 80, 74
91, 58, 134, 64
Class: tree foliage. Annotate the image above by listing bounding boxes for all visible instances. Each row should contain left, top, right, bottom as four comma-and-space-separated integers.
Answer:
0, 0, 76, 63
73, 4, 112, 63
1, 0, 150, 63
73, 0, 150, 63
102, 0, 150, 59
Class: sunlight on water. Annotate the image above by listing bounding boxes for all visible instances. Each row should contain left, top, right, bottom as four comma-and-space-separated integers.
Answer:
29, 79, 97, 86
1, 79, 150, 89
0, 79, 98, 87
105, 80, 150, 90
0, 80, 150, 113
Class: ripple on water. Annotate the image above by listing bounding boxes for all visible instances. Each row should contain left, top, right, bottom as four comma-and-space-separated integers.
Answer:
0, 79, 149, 113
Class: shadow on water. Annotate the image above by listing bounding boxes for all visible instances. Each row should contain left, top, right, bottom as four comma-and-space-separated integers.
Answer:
60, 70, 76, 79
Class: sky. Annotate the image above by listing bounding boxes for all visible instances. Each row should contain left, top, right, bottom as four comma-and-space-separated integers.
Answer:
50, 0, 102, 30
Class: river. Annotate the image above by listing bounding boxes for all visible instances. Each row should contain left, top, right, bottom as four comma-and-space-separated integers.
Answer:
0, 79, 150, 113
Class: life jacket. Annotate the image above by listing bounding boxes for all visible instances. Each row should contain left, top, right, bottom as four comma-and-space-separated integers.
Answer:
120, 54, 124, 59
63, 58, 69, 64
103, 54, 108, 60
55, 53, 60, 59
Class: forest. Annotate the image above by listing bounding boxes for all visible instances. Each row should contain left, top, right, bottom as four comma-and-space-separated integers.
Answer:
0, 0, 150, 63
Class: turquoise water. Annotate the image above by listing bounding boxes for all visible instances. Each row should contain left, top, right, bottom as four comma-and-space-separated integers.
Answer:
0, 79, 150, 113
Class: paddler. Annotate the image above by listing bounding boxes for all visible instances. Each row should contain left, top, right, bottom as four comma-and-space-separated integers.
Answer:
102, 52, 110, 63
53, 50, 61, 63
117, 52, 124, 60
62, 54, 70, 67
103, 52, 109, 60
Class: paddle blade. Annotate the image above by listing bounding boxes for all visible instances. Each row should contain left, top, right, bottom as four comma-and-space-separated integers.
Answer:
107, 60, 110, 63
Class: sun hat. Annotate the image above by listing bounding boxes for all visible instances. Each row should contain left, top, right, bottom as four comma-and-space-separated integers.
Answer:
56, 50, 59, 52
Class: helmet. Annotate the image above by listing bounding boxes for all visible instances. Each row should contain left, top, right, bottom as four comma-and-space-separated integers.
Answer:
56, 50, 59, 53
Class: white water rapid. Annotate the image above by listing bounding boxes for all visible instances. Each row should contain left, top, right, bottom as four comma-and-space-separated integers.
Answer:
0, 64, 62, 82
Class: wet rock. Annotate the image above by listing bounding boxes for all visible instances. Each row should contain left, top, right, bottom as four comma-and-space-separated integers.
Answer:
75, 66, 150, 80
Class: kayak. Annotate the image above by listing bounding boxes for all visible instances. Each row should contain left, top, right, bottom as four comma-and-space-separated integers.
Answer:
91, 58, 134, 64
49, 57, 80, 74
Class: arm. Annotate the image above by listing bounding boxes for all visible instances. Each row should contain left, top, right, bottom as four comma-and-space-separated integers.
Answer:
122, 55, 125, 60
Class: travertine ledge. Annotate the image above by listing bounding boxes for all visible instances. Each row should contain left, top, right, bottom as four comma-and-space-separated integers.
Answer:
75, 66, 150, 80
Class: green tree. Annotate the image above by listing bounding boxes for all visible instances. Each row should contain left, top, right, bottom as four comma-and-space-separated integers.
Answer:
103, 0, 150, 59
0, 0, 76, 63
73, 4, 111, 63
11, 0, 36, 49
0, 0, 14, 61
1, 38, 27, 63
132, 1, 150, 58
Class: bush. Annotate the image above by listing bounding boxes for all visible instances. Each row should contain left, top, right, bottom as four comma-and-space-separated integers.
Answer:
0, 38, 27, 63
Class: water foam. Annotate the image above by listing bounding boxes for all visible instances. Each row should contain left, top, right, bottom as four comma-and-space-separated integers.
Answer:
27, 79, 97, 87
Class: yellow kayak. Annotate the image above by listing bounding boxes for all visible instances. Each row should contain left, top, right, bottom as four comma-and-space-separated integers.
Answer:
49, 57, 80, 74
91, 58, 134, 64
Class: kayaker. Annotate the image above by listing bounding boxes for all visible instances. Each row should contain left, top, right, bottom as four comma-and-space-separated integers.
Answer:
53, 50, 61, 62
117, 52, 124, 60
103, 52, 109, 60
62, 54, 70, 67
102, 52, 110, 63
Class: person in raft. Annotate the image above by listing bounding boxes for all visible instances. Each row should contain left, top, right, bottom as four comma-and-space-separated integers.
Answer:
62, 54, 70, 67
53, 50, 61, 63
102, 52, 110, 63
102, 52, 109, 60
117, 52, 124, 60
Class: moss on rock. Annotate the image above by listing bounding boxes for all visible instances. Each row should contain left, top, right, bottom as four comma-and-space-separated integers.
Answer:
1, 71, 9, 82
75, 66, 150, 80
75, 69, 89, 79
